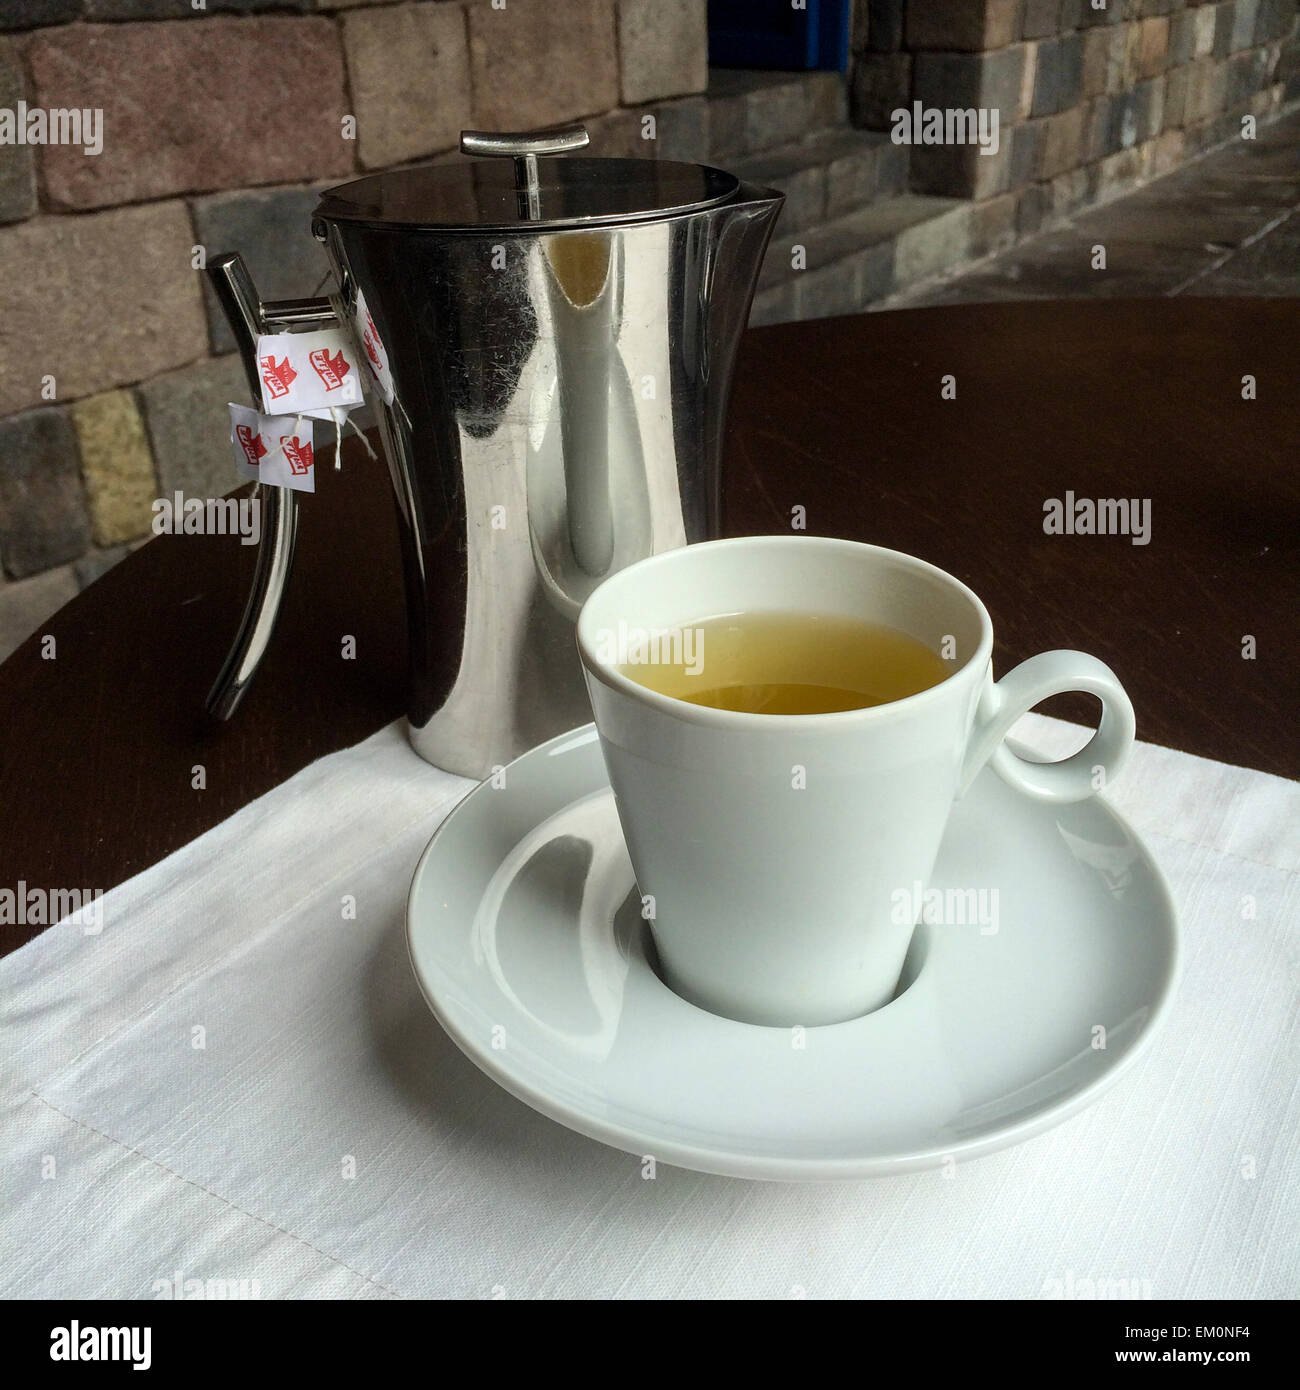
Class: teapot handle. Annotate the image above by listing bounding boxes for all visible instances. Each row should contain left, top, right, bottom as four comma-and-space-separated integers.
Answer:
205, 253, 336, 719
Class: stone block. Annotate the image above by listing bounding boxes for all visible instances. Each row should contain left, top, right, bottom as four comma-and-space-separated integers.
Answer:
71, 389, 158, 547
850, 54, 912, 129
1060, 0, 1086, 28
858, 240, 897, 304
0, 38, 34, 224
825, 139, 891, 217
969, 191, 1018, 257
1151, 126, 1186, 173
584, 108, 650, 159
1212, 2, 1237, 59
0, 0, 78, 28
137, 355, 249, 502
914, 45, 1028, 115
706, 78, 748, 158
1104, 23, 1132, 92
468, 0, 619, 129
28, 18, 351, 210
1138, 74, 1167, 139
893, 202, 973, 284
1096, 142, 1145, 198
1037, 104, 1088, 176
1168, 8, 1200, 68
1188, 57, 1230, 121
0, 202, 206, 417
747, 79, 815, 152
1023, 0, 1063, 39
1080, 0, 1126, 27
874, 141, 910, 195
0, 407, 90, 578
1231, 0, 1261, 53
1193, 4, 1219, 58
1082, 27, 1112, 95
810, 72, 851, 128
907, 0, 1022, 51
617, 0, 707, 104
1011, 117, 1045, 183
1018, 40, 1041, 117
1033, 31, 1085, 112
653, 96, 709, 161
1255, 0, 1295, 45
0, 566, 78, 667
1164, 63, 1191, 125
1087, 92, 1119, 157
865, 0, 906, 52
342, 4, 471, 168
1138, 15, 1171, 76
1120, 19, 1145, 86
909, 141, 1014, 199
1226, 44, 1272, 106
1049, 164, 1090, 217
1015, 181, 1051, 234
794, 256, 864, 320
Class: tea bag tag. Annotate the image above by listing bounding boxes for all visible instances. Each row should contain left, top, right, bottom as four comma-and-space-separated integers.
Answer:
352, 289, 395, 404
255, 328, 364, 417
228, 403, 317, 494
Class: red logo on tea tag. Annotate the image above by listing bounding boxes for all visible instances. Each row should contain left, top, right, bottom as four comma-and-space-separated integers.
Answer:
228, 404, 316, 494
361, 315, 382, 370
260, 355, 297, 401
279, 435, 314, 476
353, 290, 395, 404
309, 347, 351, 392
255, 330, 364, 416
235, 423, 267, 469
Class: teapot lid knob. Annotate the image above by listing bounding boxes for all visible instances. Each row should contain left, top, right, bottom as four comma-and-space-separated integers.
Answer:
460, 125, 590, 220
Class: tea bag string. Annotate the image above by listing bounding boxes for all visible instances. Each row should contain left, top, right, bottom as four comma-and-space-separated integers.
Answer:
256, 415, 312, 474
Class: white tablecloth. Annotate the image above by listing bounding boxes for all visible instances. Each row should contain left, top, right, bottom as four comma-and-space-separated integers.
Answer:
2, 715, 1296, 1299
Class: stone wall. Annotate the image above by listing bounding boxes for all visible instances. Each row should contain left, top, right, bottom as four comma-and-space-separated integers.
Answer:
0, 0, 709, 659
852, 0, 1300, 233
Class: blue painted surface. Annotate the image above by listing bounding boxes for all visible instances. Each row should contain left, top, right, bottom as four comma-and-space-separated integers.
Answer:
708, 0, 852, 72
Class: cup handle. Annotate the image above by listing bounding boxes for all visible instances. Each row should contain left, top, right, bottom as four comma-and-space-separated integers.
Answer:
959, 651, 1136, 804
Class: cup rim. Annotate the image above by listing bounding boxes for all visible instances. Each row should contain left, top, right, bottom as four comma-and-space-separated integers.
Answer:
575, 535, 994, 730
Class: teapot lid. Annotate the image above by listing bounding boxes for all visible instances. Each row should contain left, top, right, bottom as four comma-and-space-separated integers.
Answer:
315, 124, 739, 232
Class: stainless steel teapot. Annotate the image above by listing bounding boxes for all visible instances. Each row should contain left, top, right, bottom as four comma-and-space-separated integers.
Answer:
208, 125, 782, 777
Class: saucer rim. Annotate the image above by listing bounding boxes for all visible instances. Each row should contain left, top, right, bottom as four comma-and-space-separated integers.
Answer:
405, 723, 1181, 1182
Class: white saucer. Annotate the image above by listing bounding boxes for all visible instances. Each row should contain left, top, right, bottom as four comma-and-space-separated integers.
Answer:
407, 724, 1179, 1181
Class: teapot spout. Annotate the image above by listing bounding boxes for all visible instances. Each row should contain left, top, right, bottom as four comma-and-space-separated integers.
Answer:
712, 180, 785, 302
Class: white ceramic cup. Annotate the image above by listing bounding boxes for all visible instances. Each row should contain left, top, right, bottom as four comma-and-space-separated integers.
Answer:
576, 536, 1135, 1028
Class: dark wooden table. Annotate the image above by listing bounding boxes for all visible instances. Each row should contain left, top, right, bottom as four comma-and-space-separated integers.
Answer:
2, 299, 1296, 958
